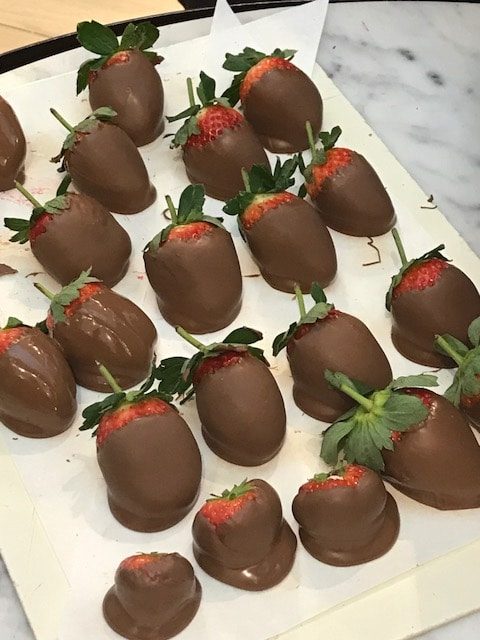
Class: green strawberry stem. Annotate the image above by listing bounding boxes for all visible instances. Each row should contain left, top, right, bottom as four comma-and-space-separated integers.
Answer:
50, 108, 75, 133
97, 362, 123, 394
165, 195, 178, 225
294, 284, 306, 320
391, 228, 408, 267
338, 381, 374, 411
33, 282, 55, 301
305, 120, 316, 156
176, 326, 208, 353
434, 335, 464, 366
187, 77, 195, 108
15, 181, 43, 209
241, 168, 251, 192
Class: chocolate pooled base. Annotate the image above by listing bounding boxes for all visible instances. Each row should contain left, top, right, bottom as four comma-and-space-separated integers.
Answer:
144, 226, 242, 334
244, 196, 337, 293
391, 264, 480, 368
310, 152, 396, 237
32, 192, 131, 286
65, 121, 156, 214
383, 393, 480, 510
0, 96, 26, 191
243, 67, 323, 154
183, 120, 269, 201
89, 50, 164, 147
0, 329, 76, 438
287, 313, 392, 422
98, 414, 202, 532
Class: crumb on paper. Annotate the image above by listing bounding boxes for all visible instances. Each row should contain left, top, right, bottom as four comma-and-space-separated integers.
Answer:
362, 237, 381, 266
26, 271, 44, 278
421, 194, 437, 210
243, 273, 261, 278
0, 263, 17, 276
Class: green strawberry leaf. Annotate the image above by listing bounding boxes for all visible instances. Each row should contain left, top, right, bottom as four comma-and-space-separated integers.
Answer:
318, 126, 342, 151
389, 374, 439, 390
76, 20, 118, 56
380, 393, 429, 431
80, 392, 126, 433
310, 282, 327, 303
76, 56, 108, 94
4, 317, 24, 329
272, 321, 297, 357
222, 326, 262, 345
56, 175, 72, 196
343, 422, 386, 471
320, 418, 356, 466
166, 105, 200, 123
221, 76, 242, 108
324, 370, 358, 392
223, 192, 256, 217
170, 114, 200, 148
48, 269, 98, 323
44, 195, 69, 214
209, 478, 253, 501
435, 334, 470, 359
177, 184, 205, 221
4, 218, 30, 244
155, 356, 189, 397
298, 183, 307, 198
120, 21, 159, 51
468, 317, 480, 348
197, 71, 216, 106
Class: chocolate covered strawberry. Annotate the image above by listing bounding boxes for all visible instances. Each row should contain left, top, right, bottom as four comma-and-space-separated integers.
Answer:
34, 270, 156, 391
167, 72, 269, 201
81, 364, 201, 531
0, 96, 26, 191
51, 106, 156, 213
157, 326, 285, 466
435, 316, 480, 429
5, 177, 131, 286
192, 479, 296, 590
144, 184, 242, 334
103, 552, 201, 640
273, 283, 392, 421
0, 317, 76, 438
76, 20, 164, 147
299, 124, 396, 236
321, 371, 480, 510
292, 464, 399, 566
223, 159, 337, 293
386, 229, 480, 367
223, 47, 323, 153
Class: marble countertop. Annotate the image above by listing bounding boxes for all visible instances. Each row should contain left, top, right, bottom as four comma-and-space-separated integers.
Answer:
1, 2, 479, 638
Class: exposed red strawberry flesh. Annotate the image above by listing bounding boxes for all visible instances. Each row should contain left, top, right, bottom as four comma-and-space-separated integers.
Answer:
286, 310, 340, 353
393, 258, 448, 298
88, 51, 131, 83
193, 350, 246, 385
47, 282, 105, 330
201, 490, 256, 526
306, 148, 353, 199
403, 388, 434, 408
391, 431, 403, 443
240, 56, 297, 102
167, 221, 214, 242
300, 464, 366, 492
0, 327, 27, 356
120, 553, 164, 572
29, 212, 54, 243
97, 397, 172, 447
185, 105, 243, 149
241, 192, 296, 230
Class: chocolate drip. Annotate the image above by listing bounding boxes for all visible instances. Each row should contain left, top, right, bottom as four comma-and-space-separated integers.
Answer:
0, 96, 26, 191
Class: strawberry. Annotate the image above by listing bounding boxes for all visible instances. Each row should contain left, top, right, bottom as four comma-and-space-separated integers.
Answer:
386, 229, 480, 367
273, 283, 392, 422
223, 47, 323, 153
81, 362, 201, 532
0, 320, 27, 355
118, 552, 162, 572
76, 21, 163, 146
156, 325, 285, 466
0, 96, 26, 192
298, 124, 396, 237
200, 479, 256, 527
144, 184, 242, 334
299, 464, 366, 493
166, 72, 268, 201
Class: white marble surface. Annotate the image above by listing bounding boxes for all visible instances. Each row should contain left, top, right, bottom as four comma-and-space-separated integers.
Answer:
1, 2, 479, 639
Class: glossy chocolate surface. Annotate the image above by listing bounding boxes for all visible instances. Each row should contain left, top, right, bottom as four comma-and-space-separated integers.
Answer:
383, 393, 480, 510
183, 119, 269, 201
0, 328, 76, 438
103, 553, 201, 640
192, 479, 297, 590
287, 312, 392, 422
243, 67, 323, 153
195, 353, 286, 466
65, 121, 156, 214
391, 264, 480, 367
144, 225, 242, 334
310, 151, 396, 237
32, 192, 131, 286
0, 96, 26, 191
292, 468, 399, 566
244, 196, 337, 293
89, 50, 164, 147
52, 287, 156, 391
98, 413, 202, 532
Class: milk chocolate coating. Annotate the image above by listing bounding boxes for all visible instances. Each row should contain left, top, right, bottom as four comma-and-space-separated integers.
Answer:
0, 263, 17, 276
0, 328, 76, 438
104, 553, 201, 640
292, 469, 400, 566
310, 152, 396, 237
183, 120, 269, 201
32, 192, 131, 286
287, 312, 392, 422
0, 96, 26, 191
383, 393, 480, 510
391, 264, 480, 367
195, 353, 286, 466
243, 67, 323, 154
65, 121, 156, 214
144, 225, 242, 334
192, 479, 297, 590
464, 403, 480, 432
98, 412, 202, 531
89, 50, 164, 147
243, 196, 337, 293
52, 287, 156, 391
